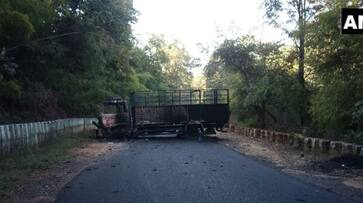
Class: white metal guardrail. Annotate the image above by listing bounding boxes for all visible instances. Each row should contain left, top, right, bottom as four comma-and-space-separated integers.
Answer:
0, 118, 97, 152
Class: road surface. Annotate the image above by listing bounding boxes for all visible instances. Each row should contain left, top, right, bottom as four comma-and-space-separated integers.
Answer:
56, 136, 355, 203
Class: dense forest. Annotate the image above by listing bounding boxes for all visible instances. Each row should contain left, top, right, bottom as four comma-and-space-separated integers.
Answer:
205, 0, 363, 144
0, 0, 194, 123
0, 0, 363, 144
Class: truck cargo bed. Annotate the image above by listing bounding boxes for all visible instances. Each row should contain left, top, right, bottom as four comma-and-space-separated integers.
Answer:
131, 89, 230, 130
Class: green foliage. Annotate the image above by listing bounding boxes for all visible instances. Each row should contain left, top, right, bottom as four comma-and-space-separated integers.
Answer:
205, 37, 303, 130
0, 9, 34, 47
310, 79, 352, 135
0, 80, 21, 99
205, 0, 363, 144
0, 0, 194, 123
129, 45, 168, 90
144, 35, 195, 89
306, 0, 363, 142
352, 100, 363, 130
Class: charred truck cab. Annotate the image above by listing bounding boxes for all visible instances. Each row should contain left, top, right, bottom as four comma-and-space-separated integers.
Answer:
93, 97, 132, 137
94, 89, 230, 138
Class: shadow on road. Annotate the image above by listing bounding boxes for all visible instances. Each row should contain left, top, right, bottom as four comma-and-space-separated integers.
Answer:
119, 133, 225, 143
135, 134, 224, 142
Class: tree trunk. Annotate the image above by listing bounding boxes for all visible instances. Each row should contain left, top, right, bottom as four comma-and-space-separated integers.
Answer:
297, 0, 306, 127
260, 101, 266, 129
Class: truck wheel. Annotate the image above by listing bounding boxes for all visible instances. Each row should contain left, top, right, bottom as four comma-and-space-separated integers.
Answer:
197, 124, 206, 141
183, 121, 205, 139
176, 128, 185, 138
96, 129, 103, 138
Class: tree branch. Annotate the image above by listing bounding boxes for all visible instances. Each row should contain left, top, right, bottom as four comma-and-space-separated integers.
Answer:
6, 31, 83, 52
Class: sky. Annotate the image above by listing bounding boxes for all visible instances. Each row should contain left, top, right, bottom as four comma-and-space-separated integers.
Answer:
132, 0, 285, 76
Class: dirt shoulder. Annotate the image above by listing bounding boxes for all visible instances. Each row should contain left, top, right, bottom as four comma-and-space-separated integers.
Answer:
218, 132, 363, 201
0, 132, 126, 203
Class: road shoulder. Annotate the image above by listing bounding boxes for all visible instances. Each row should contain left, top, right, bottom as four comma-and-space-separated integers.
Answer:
0, 132, 126, 203
218, 132, 363, 202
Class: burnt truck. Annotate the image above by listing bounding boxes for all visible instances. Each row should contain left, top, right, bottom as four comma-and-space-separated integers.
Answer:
93, 89, 230, 138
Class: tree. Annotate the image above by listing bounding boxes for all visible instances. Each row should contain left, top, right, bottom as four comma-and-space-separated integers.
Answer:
144, 35, 195, 89
0, 0, 197, 123
263, 0, 323, 126
306, 0, 363, 143
0, 0, 140, 122
129, 46, 168, 90
205, 36, 302, 130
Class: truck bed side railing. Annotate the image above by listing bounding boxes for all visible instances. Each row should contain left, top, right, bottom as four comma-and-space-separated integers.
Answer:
131, 89, 229, 107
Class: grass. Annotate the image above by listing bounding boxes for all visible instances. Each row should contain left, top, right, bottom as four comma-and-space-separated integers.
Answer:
0, 130, 94, 196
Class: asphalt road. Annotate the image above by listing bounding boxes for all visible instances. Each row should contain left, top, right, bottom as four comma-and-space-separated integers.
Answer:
56, 136, 355, 203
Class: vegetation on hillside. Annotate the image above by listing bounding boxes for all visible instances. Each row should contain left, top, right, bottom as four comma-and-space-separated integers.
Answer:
204, 0, 363, 144
0, 0, 194, 123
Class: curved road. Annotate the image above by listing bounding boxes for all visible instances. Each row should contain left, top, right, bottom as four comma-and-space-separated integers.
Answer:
56, 137, 355, 203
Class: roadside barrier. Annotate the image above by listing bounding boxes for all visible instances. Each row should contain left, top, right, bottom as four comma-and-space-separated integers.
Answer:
229, 124, 363, 157
0, 118, 97, 153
